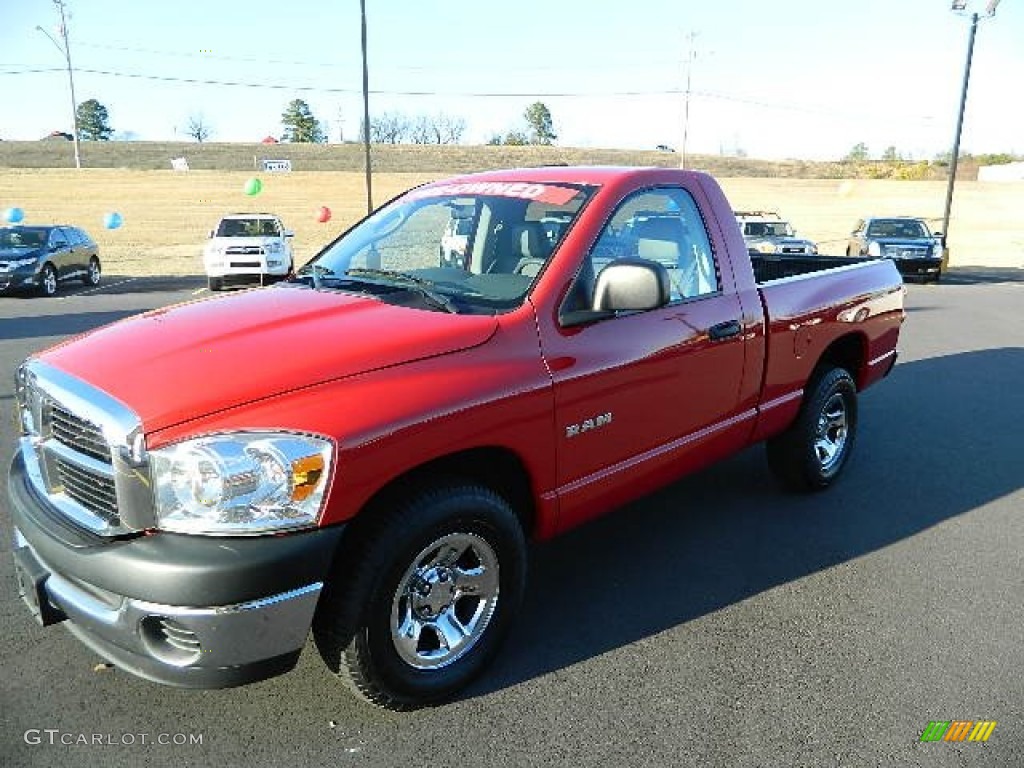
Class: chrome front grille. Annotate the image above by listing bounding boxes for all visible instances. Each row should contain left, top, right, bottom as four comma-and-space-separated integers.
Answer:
16, 359, 149, 536
50, 402, 110, 462
54, 457, 120, 524
226, 245, 264, 255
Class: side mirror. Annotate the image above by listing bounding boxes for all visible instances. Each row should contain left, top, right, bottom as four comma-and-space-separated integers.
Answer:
932, 231, 943, 237
208, 229, 215, 239
284, 229, 295, 238
593, 259, 671, 312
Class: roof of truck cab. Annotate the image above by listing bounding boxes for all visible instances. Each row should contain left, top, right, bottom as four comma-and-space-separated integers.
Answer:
430, 165, 705, 186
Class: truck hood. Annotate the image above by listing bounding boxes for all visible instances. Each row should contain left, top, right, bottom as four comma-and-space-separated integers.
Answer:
39, 285, 498, 433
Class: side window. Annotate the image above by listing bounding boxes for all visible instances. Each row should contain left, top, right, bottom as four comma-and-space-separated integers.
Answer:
566, 187, 718, 311
49, 229, 69, 249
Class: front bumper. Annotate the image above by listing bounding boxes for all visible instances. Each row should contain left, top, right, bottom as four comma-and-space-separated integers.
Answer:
891, 257, 942, 279
204, 255, 291, 279
0, 266, 41, 293
9, 450, 345, 688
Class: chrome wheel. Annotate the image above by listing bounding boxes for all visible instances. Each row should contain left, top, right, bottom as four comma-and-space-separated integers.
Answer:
814, 393, 848, 472
86, 258, 101, 285
390, 532, 500, 670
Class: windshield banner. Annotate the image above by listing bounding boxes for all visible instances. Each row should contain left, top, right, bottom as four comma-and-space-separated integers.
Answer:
405, 182, 579, 206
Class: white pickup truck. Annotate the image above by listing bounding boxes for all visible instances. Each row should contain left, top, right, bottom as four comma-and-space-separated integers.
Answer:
203, 213, 295, 291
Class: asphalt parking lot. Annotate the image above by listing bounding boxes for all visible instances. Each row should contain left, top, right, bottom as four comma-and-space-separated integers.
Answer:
1, 269, 1023, 767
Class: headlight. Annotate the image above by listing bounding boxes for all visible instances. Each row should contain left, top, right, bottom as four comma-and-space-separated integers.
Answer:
757, 242, 777, 254
150, 432, 333, 535
810, 243, 819, 255
867, 241, 881, 257
8, 258, 38, 268
265, 242, 282, 254
14, 363, 38, 435
932, 243, 943, 258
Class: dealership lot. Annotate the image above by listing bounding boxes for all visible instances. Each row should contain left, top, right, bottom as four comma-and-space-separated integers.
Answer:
1, 270, 1022, 767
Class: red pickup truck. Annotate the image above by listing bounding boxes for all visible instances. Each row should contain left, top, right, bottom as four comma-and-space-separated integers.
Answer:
9, 166, 904, 709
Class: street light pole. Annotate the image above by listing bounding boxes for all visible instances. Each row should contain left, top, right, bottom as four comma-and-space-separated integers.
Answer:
679, 31, 697, 170
37, 1, 81, 169
940, 0, 1001, 258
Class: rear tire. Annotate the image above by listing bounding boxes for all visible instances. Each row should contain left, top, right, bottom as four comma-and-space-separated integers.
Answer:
207, 276, 223, 292
83, 257, 101, 286
314, 483, 527, 710
766, 367, 858, 492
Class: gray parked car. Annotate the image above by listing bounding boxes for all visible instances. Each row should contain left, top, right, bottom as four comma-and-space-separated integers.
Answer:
0, 225, 101, 296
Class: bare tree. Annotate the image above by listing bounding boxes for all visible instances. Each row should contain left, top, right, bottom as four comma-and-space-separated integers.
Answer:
409, 115, 433, 144
433, 113, 466, 144
186, 113, 213, 143
367, 112, 410, 144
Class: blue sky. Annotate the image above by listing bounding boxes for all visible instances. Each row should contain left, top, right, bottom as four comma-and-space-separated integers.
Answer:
2, 0, 1021, 160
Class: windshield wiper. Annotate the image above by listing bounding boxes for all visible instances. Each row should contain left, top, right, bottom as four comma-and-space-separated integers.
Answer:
346, 268, 458, 314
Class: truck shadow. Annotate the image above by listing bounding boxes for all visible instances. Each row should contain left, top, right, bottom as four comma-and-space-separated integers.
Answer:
941, 267, 1023, 285
471, 347, 1024, 699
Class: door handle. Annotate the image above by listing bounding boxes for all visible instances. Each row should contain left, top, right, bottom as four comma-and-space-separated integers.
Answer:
708, 320, 742, 341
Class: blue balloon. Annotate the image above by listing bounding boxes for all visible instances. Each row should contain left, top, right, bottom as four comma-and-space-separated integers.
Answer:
103, 212, 123, 230
4, 207, 25, 223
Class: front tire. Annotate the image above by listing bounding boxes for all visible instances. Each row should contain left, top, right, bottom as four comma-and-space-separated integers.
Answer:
314, 483, 527, 710
766, 367, 858, 491
39, 263, 58, 297
207, 276, 223, 292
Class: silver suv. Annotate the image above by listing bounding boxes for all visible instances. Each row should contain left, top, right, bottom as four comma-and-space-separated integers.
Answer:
735, 210, 817, 255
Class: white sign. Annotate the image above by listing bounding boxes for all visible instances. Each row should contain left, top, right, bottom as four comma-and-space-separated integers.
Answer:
171, 157, 190, 171
261, 159, 292, 173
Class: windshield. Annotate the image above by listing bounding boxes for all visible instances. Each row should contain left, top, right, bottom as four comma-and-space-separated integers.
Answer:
744, 221, 793, 238
215, 219, 280, 237
866, 219, 929, 239
291, 181, 594, 314
0, 228, 47, 248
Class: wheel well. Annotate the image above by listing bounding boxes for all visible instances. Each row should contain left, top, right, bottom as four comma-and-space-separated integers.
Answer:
352, 447, 536, 537
814, 333, 867, 388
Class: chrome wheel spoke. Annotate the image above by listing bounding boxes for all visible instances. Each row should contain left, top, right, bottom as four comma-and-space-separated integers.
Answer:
394, 605, 425, 660
432, 611, 469, 653
455, 564, 498, 598
425, 543, 466, 570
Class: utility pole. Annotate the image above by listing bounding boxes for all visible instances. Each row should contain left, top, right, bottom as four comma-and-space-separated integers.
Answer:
680, 31, 697, 170
941, 0, 1003, 264
359, 0, 373, 214
37, 0, 81, 169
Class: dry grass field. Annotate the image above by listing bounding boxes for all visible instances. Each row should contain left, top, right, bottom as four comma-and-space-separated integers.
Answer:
1, 166, 1021, 277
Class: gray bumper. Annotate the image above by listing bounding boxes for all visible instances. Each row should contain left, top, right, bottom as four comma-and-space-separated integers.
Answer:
13, 527, 322, 687
9, 450, 346, 688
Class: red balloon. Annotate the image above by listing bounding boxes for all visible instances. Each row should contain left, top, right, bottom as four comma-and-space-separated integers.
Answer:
316, 206, 332, 223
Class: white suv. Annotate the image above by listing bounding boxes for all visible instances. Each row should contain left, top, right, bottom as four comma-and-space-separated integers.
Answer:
203, 213, 294, 291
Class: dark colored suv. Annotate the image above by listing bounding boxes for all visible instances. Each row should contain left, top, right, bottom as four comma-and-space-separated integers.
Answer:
0, 225, 101, 296
847, 217, 943, 282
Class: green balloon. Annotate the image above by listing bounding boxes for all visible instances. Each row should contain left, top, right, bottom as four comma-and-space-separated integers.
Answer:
244, 178, 263, 196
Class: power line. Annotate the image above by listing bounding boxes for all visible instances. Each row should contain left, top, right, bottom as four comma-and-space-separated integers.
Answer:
2, 65, 939, 125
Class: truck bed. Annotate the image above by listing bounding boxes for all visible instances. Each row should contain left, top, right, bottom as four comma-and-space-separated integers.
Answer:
750, 252, 883, 284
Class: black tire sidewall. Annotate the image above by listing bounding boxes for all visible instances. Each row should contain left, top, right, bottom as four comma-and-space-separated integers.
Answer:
351, 488, 526, 705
